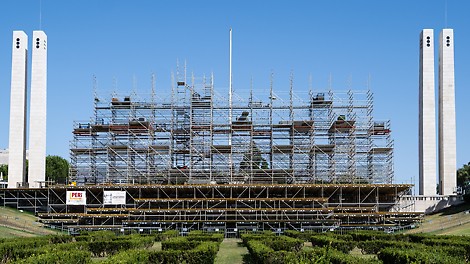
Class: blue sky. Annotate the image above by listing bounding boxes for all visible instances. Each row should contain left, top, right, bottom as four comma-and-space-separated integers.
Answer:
0, 1, 469, 192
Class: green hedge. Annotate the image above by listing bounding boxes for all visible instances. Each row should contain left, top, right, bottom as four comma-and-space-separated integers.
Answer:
0, 239, 50, 263
14, 249, 91, 264
154, 230, 179, 241
310, 235, 356, 253
74, 230, 116, 242
378, 247, 463, 264
88, 236, 154, 257
186, 234, 224, 243
44, 234, 74, 244
101, 249, 149, 264
161, 237, 203, 251
358, 240, 415, 254
319, 247, 381, 264
104, 241, 219, 264
246, 240, 277, 264
421, 238, 470, 260
246, 240, 379, 264
240, 233, 275, 246
263, 236, 303, 252
349, 231, 399, 242
283, 230, 315, 241
241, 233, 302, 252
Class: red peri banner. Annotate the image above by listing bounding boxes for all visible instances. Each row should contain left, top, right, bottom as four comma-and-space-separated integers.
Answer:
66, 191, 86, 205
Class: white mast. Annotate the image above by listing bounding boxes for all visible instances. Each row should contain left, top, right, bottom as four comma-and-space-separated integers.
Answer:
229, 28, 233, 129
228, 28, 233, 181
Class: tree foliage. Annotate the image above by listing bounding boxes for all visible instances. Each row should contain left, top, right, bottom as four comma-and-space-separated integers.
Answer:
0, 164, 7, 180
457, 162, 470, 189
46, 155, 69, 184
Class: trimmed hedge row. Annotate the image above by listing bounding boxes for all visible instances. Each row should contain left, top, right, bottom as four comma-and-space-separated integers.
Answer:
153, 241, 219, 264
0, 239, 50, 263
241, 233, 303, 251
14, 249, 92, 264
88, 236, 154, 257
103, 241, 219, 264
264, 236, 303, 252
283, 230, 315, 241
74, 230, 116, 242
0, 232, 156, 262
421, 238, 470, 260
378, 247, 463, 264
186, 234, 224, 243
246, 240, 289, 264
240, 233, 276, 246
162, 237, 203, 251
358, 240, 415, 254
309, 236, 356, 253
154, 230, 179, 242
246, 240, 380, 264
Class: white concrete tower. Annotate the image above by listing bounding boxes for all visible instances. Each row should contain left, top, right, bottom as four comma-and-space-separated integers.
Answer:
7, 31, 28, 188
28, 31, 48, 188
438, 29, 457, 195
419, 29, 437, 195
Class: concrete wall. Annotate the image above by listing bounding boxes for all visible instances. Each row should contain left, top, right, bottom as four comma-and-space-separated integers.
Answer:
419, 29, 437, 195
8, 31, 28, 188
28, 31, 48, 188
438, 29, 457, 195
397, 195, 463, 214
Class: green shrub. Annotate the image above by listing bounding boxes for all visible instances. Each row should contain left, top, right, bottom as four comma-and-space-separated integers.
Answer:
45, 241, 89, 252
46, 234, 74, 244
263, 236, 303, 252
240, 233, 275, 246
247, 240, 379, 264
310, 236, 356, 253
15, 249, 91, 264
350, 230, 395, 242
0, 239, 49, 262
358, 240, 415, 254
87, 236, 154, 257
74, 230, 116, 242
378, 247, 462, 264
186, 233, 224, 243
327, 248, 381, 264
149, 241, 219, 264
154, 229, 179, 241
407, 233, 433, 243
421, 238, 470, 260
246, 240, 275, 264
102, 249, 150, 264
161, 237, 202, 251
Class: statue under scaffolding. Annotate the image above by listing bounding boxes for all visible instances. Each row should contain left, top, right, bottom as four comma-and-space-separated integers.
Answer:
69, 74, 393, 186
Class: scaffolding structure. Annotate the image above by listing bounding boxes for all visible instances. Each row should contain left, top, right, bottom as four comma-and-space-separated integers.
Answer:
0, 183, 421, 232
0, 74, 418, 233
69, 74, 393, 186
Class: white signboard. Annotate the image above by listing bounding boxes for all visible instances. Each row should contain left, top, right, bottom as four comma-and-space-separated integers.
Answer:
103, 191, 126, 205
66, 191, 86, 205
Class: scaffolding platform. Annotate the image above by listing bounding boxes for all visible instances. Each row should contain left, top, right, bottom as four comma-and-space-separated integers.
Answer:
0, 183, 421, 232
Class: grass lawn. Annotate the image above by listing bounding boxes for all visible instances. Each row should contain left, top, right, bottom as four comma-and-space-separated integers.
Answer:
430, 221, 470, 235
0, 206, 61, 237
407, 203, 470, 235
215, 238, 248, 264
349, 247, 378, 260
0, 226, 38, 238
150, 241, 162, 251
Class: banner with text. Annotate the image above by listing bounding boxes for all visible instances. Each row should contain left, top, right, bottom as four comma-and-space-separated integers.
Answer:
103, 191, 126, 205
66, 191, 86, 205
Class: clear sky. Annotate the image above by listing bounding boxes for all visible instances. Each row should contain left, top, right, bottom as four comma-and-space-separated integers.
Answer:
1, 1, 469, 192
